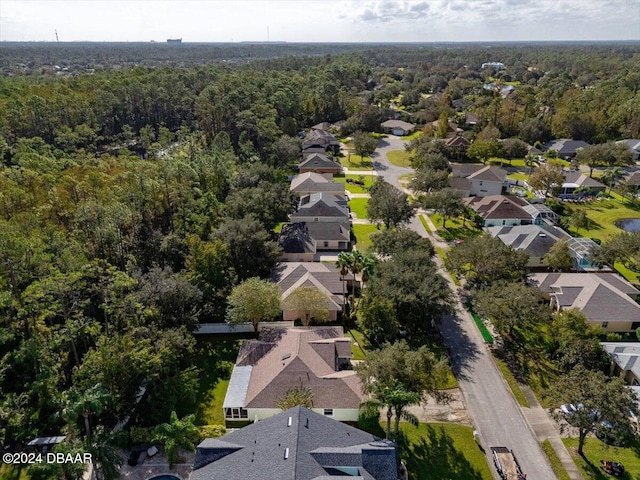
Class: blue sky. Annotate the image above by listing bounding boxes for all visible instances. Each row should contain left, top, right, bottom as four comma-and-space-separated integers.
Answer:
1, 0, 639, 42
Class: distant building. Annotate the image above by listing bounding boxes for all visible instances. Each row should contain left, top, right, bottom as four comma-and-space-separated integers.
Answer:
166, 38, 182, 45
481, 62, 505, 70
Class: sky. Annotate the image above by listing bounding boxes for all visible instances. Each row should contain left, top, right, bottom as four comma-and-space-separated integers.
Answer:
1, 0, 639, 43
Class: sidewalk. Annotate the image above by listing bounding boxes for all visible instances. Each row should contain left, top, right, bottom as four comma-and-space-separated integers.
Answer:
520, 386, 584, 480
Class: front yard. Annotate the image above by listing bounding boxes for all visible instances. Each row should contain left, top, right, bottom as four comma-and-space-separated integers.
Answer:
428, 214, 482, 242
397, 423, 492, 480
563, 437, 640, 479
348, 197, 370, 219
387, 149, 412, 167
338, 153, 374, 171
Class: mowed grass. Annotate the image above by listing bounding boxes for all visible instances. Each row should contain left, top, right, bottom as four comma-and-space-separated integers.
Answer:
429, 214, 482, 241
563, 437, 640, 479
493, 357, 530, 408
567, 192, 640, 240
349, 197, 370, 219
419, 214, 432, 234
193, 334, 251, 426
352, 223, 379, 252
387, 149, 412, 167
333, 174, 375, 194
395, 423, 492, 480
348, 329, 369, 361
542, 439, 572, 480
489, 157, 527, 168
338, 153, 374, 171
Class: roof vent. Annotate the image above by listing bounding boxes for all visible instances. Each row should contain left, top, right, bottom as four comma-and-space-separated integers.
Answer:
287, 417, 292, 427
284, 448, 289, 459
539, 233, 547, 237
282, 353, 291, 361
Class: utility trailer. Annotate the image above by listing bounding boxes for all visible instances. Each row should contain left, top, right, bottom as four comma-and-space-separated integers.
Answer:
491, 446, 527, 480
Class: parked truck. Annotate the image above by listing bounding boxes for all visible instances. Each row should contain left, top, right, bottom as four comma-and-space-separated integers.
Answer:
491, 446, 527, 480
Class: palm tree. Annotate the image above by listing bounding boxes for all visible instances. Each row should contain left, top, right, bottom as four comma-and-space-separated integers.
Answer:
366, 381, 421, 439
153, 411, 199, 468
360, 253, 377, 285
524, 153, 537, 176
601, 166, 623, 193
336, 252, 351, 314
63, 384, 111, 442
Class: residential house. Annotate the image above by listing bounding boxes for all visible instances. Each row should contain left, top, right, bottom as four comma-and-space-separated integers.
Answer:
302, 129, 341, 155
531, 273, 640, 332
445, 136, 472, 158
560, 171, 606, 196
380, 119, 415, 136
464, 195, 542, 227
222, 327, 365, 423
192, 407, 398, 480
279, 222, 350, 261
464, 112, 479, 127
623, 171, 640, 192
543, 139, 589, 159
601, 343, 640, 386
617, 139, 640, 162
290, 172, 345, 196
272, 262, 349, 322
298, 153, 342, 176
488, 224, 601, 270
291, 193, 350, 224
429, 119, 462, 138
450, 164, 507, 197
311, 121, 332, 132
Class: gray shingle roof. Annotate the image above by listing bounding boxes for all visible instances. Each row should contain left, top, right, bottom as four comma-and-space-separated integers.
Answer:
487, 224, 569, 257
299, 153, 342, 171
464, 195, 533, 220
543, 139, 590, 156
563, 171, 605, 189
530, 273, 640, 325
279, 223, 317, 254
192, 407, 397, 480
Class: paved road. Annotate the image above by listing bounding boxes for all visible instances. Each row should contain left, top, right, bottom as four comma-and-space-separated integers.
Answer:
370, 136, 413, 191
375, 137, 557, 480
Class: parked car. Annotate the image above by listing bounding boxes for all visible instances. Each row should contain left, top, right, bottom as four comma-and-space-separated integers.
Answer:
560, 404, 577, 415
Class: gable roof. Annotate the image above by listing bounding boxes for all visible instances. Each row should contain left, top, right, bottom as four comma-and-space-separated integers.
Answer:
224, 326, 365, 412
302, 130, 340, 149
272, 262, 347, 297
464, 195, 533, 220
531, 273, 640, 324
192, 407, 397, 480
381, 119, 415, 132
445, 136, 472, 148
543, 139, 589, 156
601, 342, 640, 379
617, 139, 640, 152
299, 153, 342, 172
563, 171, 605, 189
290, 172, 345, 194
451, 164, 505, 182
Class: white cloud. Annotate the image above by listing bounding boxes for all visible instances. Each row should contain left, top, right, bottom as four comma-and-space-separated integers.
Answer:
0, 0, 638, 42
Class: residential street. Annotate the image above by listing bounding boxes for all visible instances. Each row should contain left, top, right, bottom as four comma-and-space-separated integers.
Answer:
374, 136, 559, 480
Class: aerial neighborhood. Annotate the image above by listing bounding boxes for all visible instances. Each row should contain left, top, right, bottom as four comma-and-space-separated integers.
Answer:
1, 35, 640, 480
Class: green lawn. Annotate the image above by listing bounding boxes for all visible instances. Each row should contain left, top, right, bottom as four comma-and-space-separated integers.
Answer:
542, 439, 572, 480
563, 192, 640, 284
349, 197, 370, 219
489, 157, 527, 168
429, 214, 482, 241
563, 437, 640, 479
403, 130, 422, 141
469, 309, 494, 344
387, 149, 412, 167
395, 423, 493, 480
193, 334, 251, 426
418, 214, 432, 234
507, 172, 529, 182
435, 247, 461, 287
352, 223, 379, 252
338, 153, 374, 171
348, 329, 369, 361
333, 174, 375, 194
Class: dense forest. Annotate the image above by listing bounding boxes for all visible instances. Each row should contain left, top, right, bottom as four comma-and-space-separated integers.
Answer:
0, 41, 639, 478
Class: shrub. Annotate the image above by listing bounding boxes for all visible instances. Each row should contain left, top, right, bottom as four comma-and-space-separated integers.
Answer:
129, 426, 154, 445
199, 425, 227, 441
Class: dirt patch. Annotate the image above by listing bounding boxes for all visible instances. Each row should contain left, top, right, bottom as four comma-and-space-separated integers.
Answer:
405, 388, 471, 425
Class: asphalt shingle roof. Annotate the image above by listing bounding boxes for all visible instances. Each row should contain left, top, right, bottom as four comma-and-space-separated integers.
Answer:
192, 407, 397, 480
